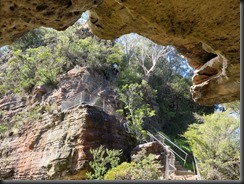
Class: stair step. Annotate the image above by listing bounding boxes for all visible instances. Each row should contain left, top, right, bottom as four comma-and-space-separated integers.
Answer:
170, 174, 198, 180
176, 170, 195, 176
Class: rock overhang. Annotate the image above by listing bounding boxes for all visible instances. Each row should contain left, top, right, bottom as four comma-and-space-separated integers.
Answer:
0, 0, 240, 106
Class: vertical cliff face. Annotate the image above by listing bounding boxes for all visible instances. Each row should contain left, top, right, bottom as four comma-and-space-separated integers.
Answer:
0, 105, 136, 180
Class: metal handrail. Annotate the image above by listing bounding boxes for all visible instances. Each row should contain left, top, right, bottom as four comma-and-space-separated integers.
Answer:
61, 92, 201, 179
146, 124, 191, 166
147, 131, 165, 147
147, 131, 176, 180
157, 131, 197, 170
60, 91, 115, 115
147, 130, 201, 179
193, 155, 201, 180
156, 132, 188, 166
157, 132, 188, 156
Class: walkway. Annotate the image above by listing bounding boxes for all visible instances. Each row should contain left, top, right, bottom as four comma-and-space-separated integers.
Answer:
147, 131, 200, 180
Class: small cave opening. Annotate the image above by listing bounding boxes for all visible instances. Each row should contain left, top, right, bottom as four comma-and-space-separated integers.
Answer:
200, 52, 218, 64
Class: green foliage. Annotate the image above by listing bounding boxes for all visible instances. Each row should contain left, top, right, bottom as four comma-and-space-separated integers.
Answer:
0, 125, 7, 133
0, 105, 43, 135
44, 103, 58, 114
0, 23, 125, 96
116, 80, 156, 142
117, 33, 214, 138
86, 145, 122, 180
173, 138, 192, 155
0, 45, 63, 94
9, 28, 48, 51
183, 110, 240, 180
116, 66, 142, 87
106, 44, 124, 66
222, 100, 240, 115
104, 162, 132, 180
104, 149, 162, 180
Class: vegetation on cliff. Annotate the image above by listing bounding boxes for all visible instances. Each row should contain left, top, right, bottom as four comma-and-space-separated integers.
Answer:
86, 145, 122, 180
0, 20, 214, 137
0, 16, 240, 180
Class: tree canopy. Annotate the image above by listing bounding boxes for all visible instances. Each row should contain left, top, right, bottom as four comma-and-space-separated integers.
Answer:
183, 109, 240, 180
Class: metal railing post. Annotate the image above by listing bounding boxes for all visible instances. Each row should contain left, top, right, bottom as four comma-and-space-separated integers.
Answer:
183, 154, 187, 167
103, 98, 105, 111
192, 160, 196, 174
146, 130, 202, 180
193, 156, 201, 180
165, 146, 169, 180
80, 92, 82, 105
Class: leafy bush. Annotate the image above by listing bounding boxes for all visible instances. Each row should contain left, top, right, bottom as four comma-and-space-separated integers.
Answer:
116, 80, 156, 142
86, 145, 122, 180
104, 149, 163, 180
183, 110, 240, 180
0, 23, 125, 96
0, 46, 63, 94
104, 162, 132, 180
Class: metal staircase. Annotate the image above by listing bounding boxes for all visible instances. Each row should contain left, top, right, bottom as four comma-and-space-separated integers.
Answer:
146, 130, 201, 180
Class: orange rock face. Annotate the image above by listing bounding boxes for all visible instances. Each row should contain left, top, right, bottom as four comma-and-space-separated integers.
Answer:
0, 106, 136, 179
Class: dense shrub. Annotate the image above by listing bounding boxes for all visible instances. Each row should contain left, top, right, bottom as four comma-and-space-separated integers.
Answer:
86, 145, 122, 180
183, 110, 240, 180
104, 149, 163, 180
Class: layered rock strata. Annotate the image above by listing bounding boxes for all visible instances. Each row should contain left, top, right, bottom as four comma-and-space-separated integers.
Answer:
0, 105, 136, 180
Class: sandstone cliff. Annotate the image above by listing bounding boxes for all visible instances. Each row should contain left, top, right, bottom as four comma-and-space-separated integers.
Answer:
0, 105, 136, 180
0, 65, 136, 180
0, 65, 119, 132
0, 0, 240, 106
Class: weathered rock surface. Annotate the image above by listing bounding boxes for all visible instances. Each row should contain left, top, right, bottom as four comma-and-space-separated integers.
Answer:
0, 0, 103, 45
0, 105, 136, 180
0, 64, 135, 180
0, 0, 240, 105
0, 65, 115, 131
45, 66, 119, 115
